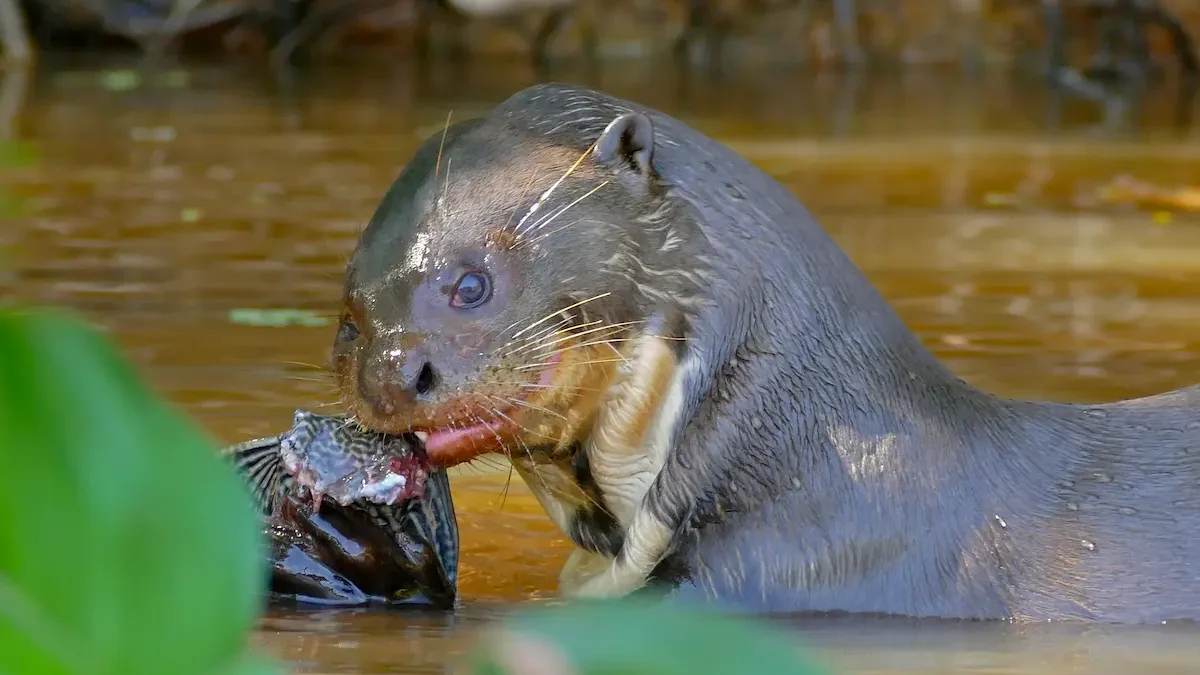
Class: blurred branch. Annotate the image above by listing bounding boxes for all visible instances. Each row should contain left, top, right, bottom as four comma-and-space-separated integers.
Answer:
0, 62, 28, 139
0, 0, 35, 64
144, 0, 218, 58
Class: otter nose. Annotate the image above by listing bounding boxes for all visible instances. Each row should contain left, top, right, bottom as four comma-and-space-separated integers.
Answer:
361, 350, 439, 416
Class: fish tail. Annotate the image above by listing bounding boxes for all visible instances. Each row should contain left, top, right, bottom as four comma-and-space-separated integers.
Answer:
222, 436, 285, 515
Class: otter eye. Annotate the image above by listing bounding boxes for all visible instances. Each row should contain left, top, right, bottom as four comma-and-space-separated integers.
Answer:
336, 315, 360, 343
450, 271, 491, 309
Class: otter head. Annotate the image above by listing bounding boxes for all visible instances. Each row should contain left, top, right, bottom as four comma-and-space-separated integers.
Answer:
333, 106, 695, 497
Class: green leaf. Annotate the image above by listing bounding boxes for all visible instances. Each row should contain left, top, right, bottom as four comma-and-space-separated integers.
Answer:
228, 308, 332, 328
0, 193, 28, 218
156, 70, 191, 89
464, 599, 833, 675
0, 140, 37, 219
98, 70, 142, 92
0, 576, 80, 675
0, 140, 36, 169
0, 306, 281, 675
215, 654, 285, 675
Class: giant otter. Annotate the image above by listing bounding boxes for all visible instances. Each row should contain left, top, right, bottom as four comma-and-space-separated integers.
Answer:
330, 82, 1200, 623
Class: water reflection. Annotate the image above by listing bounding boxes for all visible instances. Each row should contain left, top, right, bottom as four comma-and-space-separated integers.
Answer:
5, 57, 1200, 674
250, 605, 1200, 674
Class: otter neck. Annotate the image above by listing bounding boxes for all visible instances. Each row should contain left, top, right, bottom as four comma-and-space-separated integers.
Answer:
799, 283, 1071, 519
669, 285, 1077, 615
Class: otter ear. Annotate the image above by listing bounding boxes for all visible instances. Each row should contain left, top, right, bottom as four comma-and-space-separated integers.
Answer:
594, 112, 655, 179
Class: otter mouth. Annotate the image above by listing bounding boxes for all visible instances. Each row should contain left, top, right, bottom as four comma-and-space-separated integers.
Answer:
406, 353, 566, 468
350, 338, 622, 470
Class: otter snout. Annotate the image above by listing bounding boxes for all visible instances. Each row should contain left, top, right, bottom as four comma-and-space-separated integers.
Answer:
358, 348, 440, 417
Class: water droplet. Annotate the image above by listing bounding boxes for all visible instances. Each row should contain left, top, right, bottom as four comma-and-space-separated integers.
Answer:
1081, 539, 1096, 551
1066, 502, 1079, 511
1093, 472, 1113, 483
791, 477, 802, 489
994, 515, 1008, 528
1119, 507, 1137, 515
750, 416, 763, 429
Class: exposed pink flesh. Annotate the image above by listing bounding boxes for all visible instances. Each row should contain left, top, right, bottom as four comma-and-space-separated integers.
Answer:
280, 451, 427, 511
424, 419, 507, 458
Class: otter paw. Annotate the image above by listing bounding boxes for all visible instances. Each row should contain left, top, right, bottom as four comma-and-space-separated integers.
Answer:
562, 559, 649, 600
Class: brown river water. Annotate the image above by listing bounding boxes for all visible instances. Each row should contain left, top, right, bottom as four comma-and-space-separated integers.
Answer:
4, 55, 1200, 674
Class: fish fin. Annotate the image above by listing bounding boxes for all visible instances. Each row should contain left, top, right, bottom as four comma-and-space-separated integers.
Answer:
416, 470, 459, 584
223, 436, 285, 514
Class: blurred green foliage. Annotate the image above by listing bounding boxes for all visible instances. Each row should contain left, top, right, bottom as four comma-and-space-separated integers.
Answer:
464, 599, 833, 675
0, 139, 33, 167
0, 307, 282, 675
227, 308, 333, 328
0, 139, 33, 218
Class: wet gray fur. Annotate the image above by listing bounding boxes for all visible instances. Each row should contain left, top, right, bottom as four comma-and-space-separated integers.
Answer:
491, 83, 1200, 623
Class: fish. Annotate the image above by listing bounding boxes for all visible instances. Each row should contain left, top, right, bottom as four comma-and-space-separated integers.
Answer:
222, 409, 459, 609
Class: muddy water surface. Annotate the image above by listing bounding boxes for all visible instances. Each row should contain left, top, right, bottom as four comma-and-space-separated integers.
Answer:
4, 57, 1200, 674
